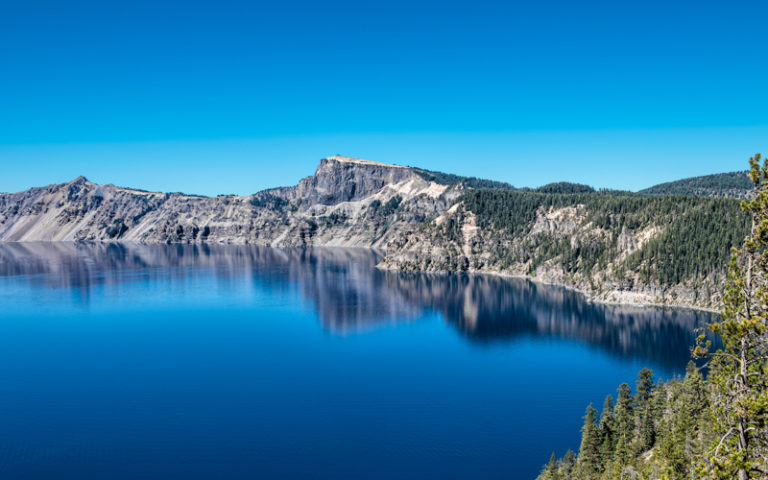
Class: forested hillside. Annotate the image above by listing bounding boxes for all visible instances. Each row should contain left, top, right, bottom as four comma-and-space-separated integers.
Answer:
534, 154, 768, 480
0, 152, 759, 310
383, 188, 750, 309
537, 365, 711, 480
640, 171, 751, 198
462, 189, 748, 286
412, 167, 516, 190
534, 182, 596, 194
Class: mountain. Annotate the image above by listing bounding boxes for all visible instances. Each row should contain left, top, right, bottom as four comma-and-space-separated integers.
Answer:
639, 170, 752, 198
0, 155, 459, 246
381, 187, 748, 309
0, 155, 751, 309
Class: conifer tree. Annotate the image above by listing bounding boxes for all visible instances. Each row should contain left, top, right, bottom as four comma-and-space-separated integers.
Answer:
539, 452, 560, 480
695, 153, 768, 479
577, 403, 602, 479
635, 368, 654, 407
634, 369, 656, 453
535, 156, 768, 480
598, 394, 615, 468
681, 361, 709, 442
560, 449, 577, 478
639, 403, 655, 453
612, 383, 634, 464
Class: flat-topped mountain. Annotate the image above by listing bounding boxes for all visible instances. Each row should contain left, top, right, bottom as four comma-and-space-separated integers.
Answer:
0, 155, 457, 246
0, 155, 753, 310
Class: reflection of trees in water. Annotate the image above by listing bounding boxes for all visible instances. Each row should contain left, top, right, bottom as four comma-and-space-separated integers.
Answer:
0, 242, 423, 333
0, 243, 718, 369
248, 247, 425, 333
385, 272, 719, 371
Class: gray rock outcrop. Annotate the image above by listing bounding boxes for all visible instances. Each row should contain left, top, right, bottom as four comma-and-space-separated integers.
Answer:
0, 155, 458, 247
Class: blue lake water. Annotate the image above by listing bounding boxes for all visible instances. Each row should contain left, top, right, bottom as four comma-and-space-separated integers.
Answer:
0, 243, 717, 479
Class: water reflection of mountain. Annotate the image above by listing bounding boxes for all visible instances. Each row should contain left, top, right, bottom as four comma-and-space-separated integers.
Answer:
0, 243, 717, 369
385, 272, 719, 370
0, 242, 424, 332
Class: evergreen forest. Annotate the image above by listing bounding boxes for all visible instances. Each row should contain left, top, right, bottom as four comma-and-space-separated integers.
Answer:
535, 155, 768, 480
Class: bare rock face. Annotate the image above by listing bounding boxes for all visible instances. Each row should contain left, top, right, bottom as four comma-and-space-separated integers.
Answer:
529, 206, 581, 237
290, 156, 415, 206
378, 196, 728, 310
0, 154, 731, 310
0, 156, 458, 248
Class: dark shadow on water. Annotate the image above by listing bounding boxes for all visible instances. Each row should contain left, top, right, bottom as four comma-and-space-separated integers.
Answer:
0, 242, 719, 371
386, 271, 719, 371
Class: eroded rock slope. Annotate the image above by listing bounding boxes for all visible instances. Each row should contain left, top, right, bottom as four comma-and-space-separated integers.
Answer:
0, 155, 750, 309
0, 155, 458, 247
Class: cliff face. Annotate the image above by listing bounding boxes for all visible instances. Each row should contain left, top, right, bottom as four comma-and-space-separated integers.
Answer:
378, 194, 745, 310
0, 155, 746, 310
289, 156, 416, 205
0, 156, 458, 247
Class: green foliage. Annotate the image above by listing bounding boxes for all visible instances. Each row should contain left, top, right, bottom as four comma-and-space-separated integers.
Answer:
625, 197, 749, 285
317, 211, 348, 227
537, 154, 768, 480
536, 182, 595, 194
612, 383, 634, 465
640, 171, 751, 198
537, 367, 711, 480
250, 193, 289, 211
369, 195, 403, 216
383, 195, 402, 214
538, 452, 561, 480
435, 216, 464, 245
599, 394, 616, 467
459, 188, 749, 286
693, 154, 768, 479
412, 168, 515, 190
577, 404, 602, 478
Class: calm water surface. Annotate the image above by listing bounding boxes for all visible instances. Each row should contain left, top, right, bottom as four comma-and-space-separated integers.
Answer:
0, 243, 717, 479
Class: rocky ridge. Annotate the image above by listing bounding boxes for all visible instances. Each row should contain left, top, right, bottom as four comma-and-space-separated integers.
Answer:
0, 155, 748, 310
0, 155, 458, 248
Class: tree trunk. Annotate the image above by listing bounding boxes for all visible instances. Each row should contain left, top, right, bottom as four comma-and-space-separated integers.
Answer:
738, 337, 749, 480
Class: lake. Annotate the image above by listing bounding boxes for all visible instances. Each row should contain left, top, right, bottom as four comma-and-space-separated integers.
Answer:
0, 243, 717, 479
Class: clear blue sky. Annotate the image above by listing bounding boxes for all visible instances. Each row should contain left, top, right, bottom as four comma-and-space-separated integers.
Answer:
1, 0, 766, 195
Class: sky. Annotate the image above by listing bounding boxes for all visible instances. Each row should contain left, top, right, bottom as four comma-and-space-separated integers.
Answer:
1, 0, 766, 195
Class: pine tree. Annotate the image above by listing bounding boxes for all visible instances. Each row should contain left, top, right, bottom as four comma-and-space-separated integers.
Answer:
612, 383, 634, 465
639, 403, 655, 453
534, 155, 768, 480
695, 153, 768, 479
635, 368, 654, 407
577, 403, 602, 479
598, 394, 615, 468
539, 452, 560, 480
681, 361, 709, 439
635, 369, 656, 453
647, 379, 669, 475
560, 449, 577, 478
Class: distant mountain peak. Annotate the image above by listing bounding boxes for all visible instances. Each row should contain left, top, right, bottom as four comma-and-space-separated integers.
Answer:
324, 155, 407, 169
70, 175, 91, 184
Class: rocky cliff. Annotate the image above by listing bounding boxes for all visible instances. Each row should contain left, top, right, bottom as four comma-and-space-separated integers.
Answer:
0, 155, 749, 310
379, 189, 748, 310
0, 155, 458, 247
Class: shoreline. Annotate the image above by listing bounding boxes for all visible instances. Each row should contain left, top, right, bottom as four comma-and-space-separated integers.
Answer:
486, 270, 720, 314
1, 240, 720, 314
375, 263, 721, 314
